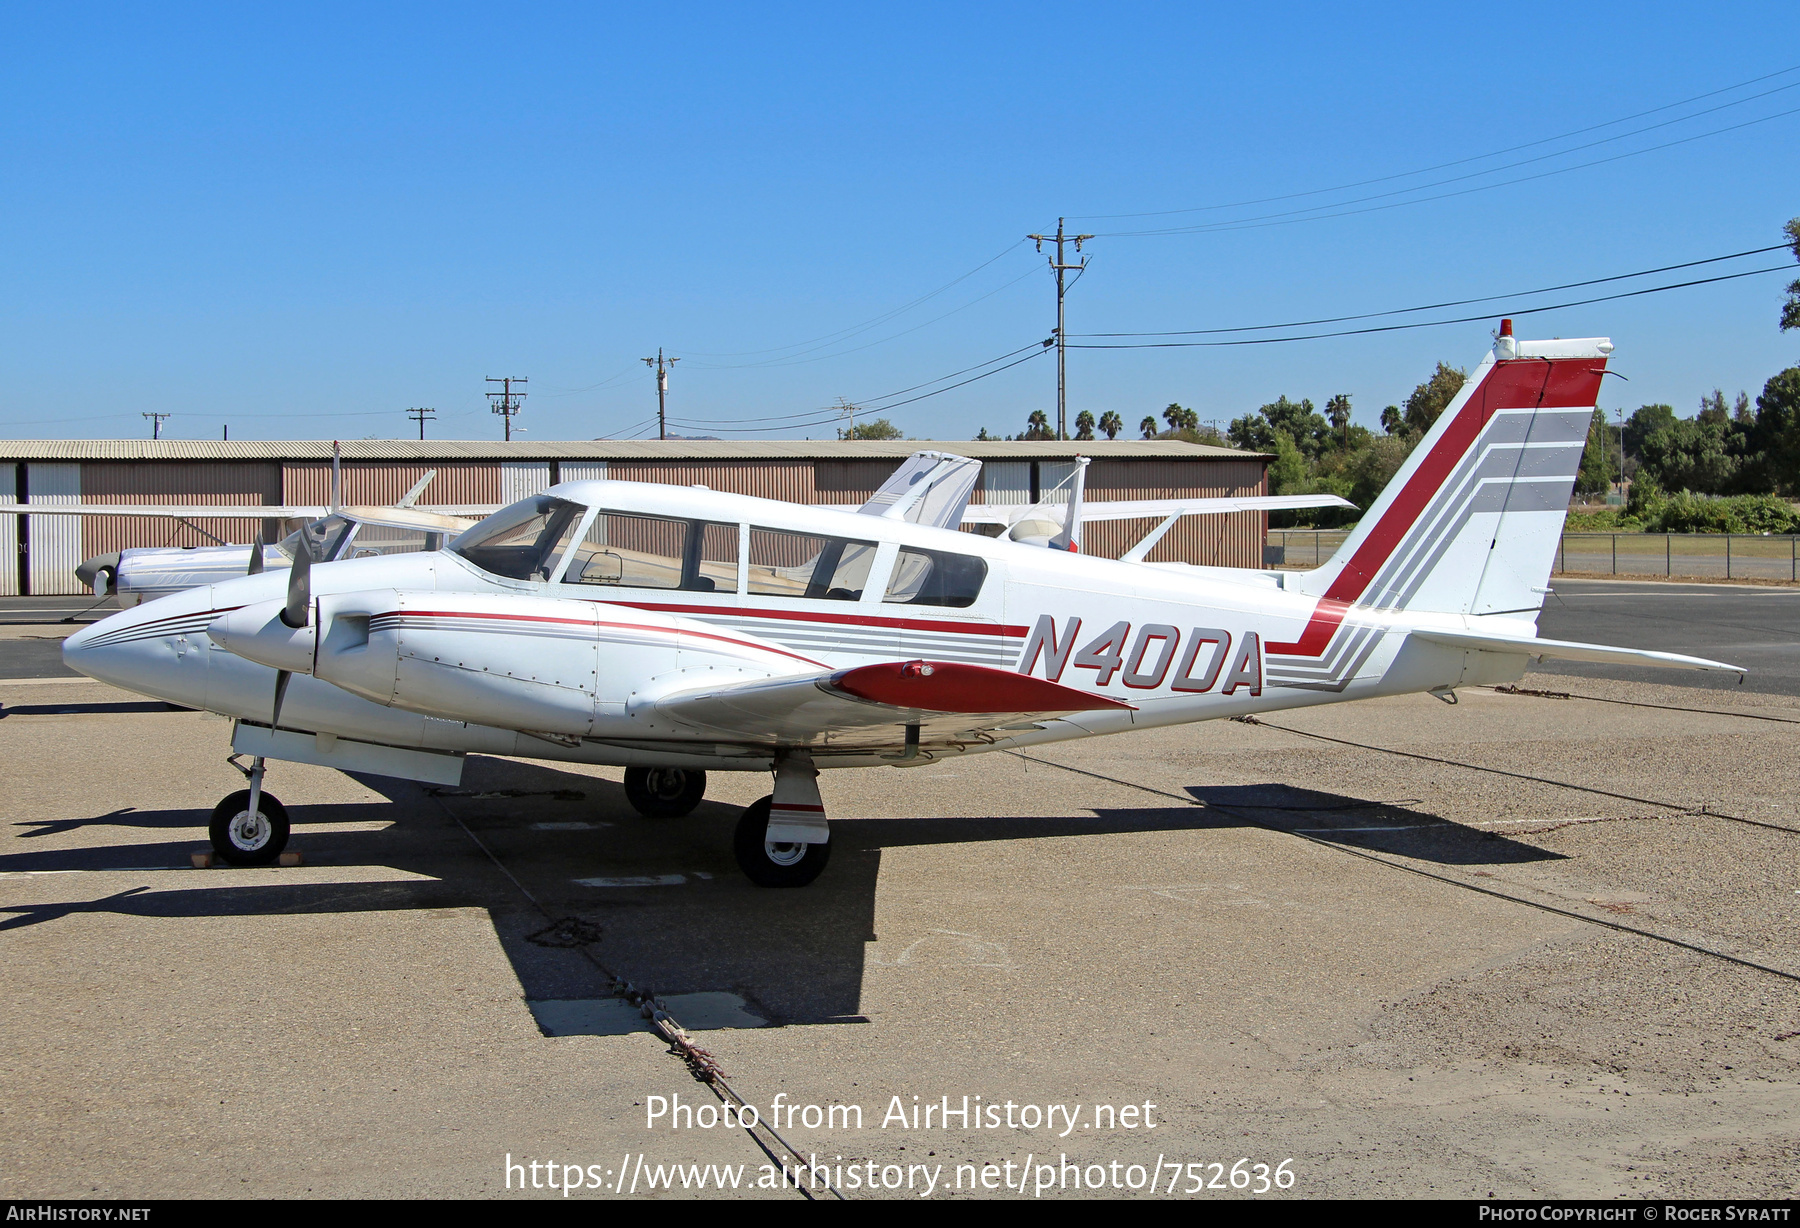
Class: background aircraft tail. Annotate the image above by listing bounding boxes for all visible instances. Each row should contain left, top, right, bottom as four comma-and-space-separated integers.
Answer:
1288, 326, 1608, 619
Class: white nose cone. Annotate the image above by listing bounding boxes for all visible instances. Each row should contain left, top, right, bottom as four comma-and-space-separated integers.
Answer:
207, 599, 317, 674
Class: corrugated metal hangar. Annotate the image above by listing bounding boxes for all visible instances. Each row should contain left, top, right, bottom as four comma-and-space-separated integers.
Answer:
0, 439, 1270, 595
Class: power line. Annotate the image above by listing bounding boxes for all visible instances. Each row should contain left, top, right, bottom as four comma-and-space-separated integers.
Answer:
679, 241, 1029, 362
1069, 62, 1800, 222
1064, 264, 1793, 349
664, 341, 1055, 436
1097, 102, 1800, 238
141, 412, 169, 440
1074, 243, 1793, 338
406, 406, 437, 440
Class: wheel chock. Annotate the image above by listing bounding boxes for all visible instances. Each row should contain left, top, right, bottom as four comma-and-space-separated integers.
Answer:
278, 851, 304, 867
191, 852, 213, 869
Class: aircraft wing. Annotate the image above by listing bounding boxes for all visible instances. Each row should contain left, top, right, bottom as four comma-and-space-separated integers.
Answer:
1408, 628, 1745, 674
958, 493, 1357, 525
337, 505, 484, 533
651, 659, 1133, 749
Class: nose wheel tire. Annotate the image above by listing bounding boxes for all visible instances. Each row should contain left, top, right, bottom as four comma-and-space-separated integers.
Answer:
623, 767, 707, 818
209, 790, 291, 867
732, 796, 830, 888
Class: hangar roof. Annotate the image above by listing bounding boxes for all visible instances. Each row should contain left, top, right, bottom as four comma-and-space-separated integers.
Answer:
0, 438, 1261, 462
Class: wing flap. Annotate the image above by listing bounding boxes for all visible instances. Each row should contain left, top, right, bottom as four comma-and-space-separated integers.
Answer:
652, 659, 1131, 747
1410, 628, 1745, 674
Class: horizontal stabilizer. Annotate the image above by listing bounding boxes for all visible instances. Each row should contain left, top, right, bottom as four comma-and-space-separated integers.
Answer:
1409, 628, 1745, 674
653, 659, 1131, 748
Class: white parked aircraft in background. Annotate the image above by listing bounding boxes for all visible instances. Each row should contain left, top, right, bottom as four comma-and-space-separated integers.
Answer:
62, 329, 1743, 887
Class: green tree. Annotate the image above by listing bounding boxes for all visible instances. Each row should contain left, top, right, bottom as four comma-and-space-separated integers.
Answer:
1265, 430, 1308, 495
1403, 362, 1467, 435
1380, 404, 1404, 435
1782, 217, 1800, 333
1023, 410, 1054, 441
1623, 404, 1677, 457
1074, 410, 1096, 441
838, 417, 904, 440
1754, 367, 1800, 493
1098, 411, 1122, 440
974, 427, 993, 441
1139, 415, 1158, 440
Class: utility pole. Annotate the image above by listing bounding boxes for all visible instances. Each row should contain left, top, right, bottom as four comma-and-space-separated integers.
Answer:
642, 349, 679, 440
142, 412, 170, 440
1026, 218, 1093, 441
406, 406, 437, 440
1615, 406, 1625, 499
485, 377, 527, 442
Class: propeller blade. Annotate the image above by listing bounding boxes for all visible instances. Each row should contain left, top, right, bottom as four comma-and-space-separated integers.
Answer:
281, 535, 312, 629
247, 526, 265, 575
270, 669, 291, 727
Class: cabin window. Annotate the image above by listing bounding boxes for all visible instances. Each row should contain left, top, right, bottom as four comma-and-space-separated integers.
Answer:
563, 514, 738, 591
883, 547, 987, 608
450, 496, 584, 581
747, 528, 877, 601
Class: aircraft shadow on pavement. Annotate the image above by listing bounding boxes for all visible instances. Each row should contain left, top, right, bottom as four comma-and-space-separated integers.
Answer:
1182, 783, 1566, 865
0, 759, 1556, 1032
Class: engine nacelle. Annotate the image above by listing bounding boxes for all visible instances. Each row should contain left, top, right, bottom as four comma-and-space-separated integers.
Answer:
256, 589, 817, 738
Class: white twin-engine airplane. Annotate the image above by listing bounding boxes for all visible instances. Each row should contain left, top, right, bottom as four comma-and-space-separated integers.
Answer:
64, 330, 1743, 887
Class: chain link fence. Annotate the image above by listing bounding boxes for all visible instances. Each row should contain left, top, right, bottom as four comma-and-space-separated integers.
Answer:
1264, 529, 1800, 581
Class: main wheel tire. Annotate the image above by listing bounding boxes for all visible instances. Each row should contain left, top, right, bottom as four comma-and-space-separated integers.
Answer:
732, 795, 830, 888
623, 766, 707, 818
209, 790, 290, 867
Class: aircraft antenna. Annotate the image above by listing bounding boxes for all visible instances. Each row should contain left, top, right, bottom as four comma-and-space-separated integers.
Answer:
1024, 219, 1094, 441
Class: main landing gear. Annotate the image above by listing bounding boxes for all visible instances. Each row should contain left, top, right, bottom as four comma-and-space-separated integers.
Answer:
622, 767, 707, 818
211, 755, 290, 867
620, 758, 832, 887
732, 751, 830, 889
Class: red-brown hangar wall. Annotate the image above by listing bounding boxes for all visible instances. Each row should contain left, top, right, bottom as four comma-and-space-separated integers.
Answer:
609, 460, 819, 503
1082, 457, 1268, 567
80, 461, 282, 555
282, 462, 503, 507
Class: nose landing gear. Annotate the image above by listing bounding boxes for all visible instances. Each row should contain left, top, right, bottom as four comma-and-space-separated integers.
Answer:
212, 755, 290, 867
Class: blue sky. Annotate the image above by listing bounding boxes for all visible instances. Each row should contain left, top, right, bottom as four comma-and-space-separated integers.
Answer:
2, 3, 1797, 442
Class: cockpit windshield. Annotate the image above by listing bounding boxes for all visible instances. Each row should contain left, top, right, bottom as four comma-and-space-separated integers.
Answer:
277, 515, 355, 563
450, 496, 585, 581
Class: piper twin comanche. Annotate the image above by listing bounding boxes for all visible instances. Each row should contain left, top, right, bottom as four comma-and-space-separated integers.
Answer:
63, 328, 1743, 887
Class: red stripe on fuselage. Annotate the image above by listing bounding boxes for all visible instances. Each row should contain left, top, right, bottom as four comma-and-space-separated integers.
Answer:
1267, 357, 1603, 658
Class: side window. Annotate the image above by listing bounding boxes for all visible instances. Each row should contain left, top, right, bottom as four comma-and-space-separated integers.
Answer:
747, 528, 876, 601
564, 514, 738, 592
883, 547, 987, 608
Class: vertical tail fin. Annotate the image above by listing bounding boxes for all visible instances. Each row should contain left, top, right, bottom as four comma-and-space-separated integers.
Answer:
1290, 331, 1608, 618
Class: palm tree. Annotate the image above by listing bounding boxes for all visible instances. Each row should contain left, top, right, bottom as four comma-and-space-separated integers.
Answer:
1140, 415, 1158, 440
1098, 411, 1122, 440
1024, 409, 1053, 440
1074, 410, 1095, 441
1325, 393, 1352, 447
